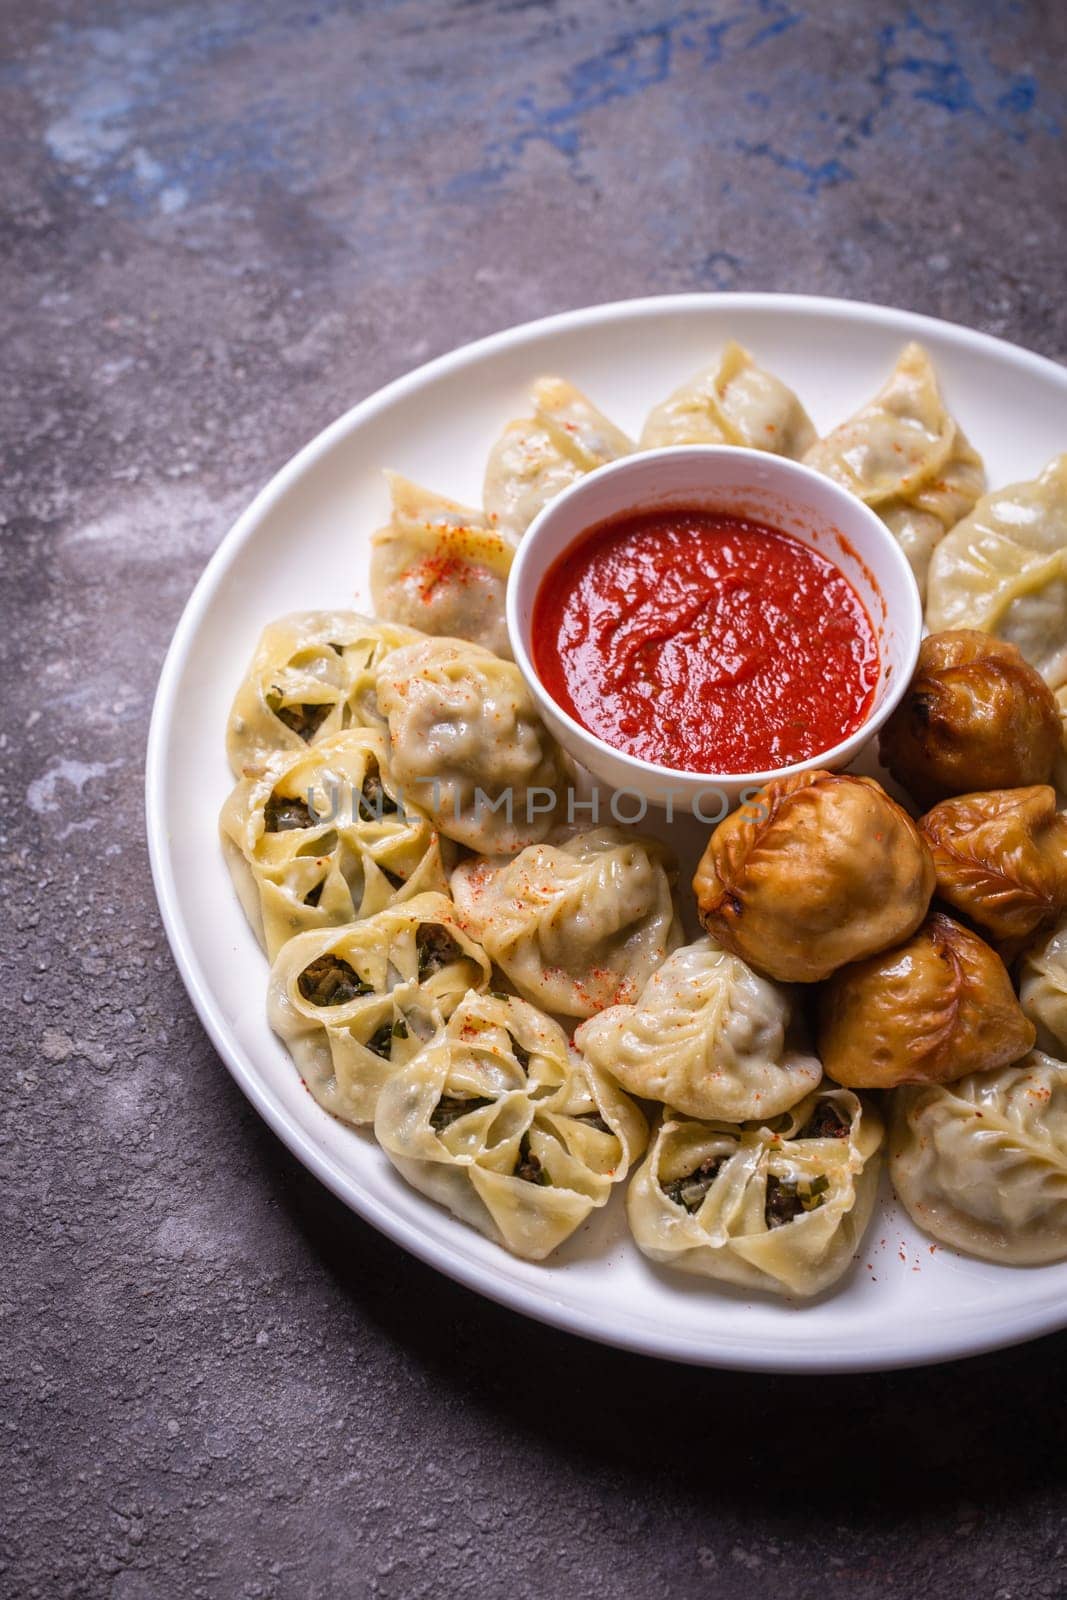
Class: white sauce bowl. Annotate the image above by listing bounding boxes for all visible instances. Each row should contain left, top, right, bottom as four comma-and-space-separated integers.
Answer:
506, 445, 923, 812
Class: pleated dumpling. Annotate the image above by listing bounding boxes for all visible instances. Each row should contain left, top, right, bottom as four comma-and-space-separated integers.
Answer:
627, 1088, 883, 1297
925, 455, 1067, 690
891, 1052, 1067, 1265
804, 342, 985, 598
640, 341, 815, 457
375, 635, 569, 854
1020, 919, 1067, 1054
370, 473, 517, 658
451, 827, 681, 1019
220, 729, 450, 958
267, 892, 491, 1125
482, 376, 634, 537
374, 990, 647, 1259
575, 937, 822, 1122
226, 610, 420, 776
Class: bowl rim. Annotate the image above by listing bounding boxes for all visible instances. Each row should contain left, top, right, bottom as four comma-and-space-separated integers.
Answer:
505, 443, 923, 790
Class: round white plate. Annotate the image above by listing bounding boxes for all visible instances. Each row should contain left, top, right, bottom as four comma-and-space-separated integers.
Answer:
146, 293, 1067, 1371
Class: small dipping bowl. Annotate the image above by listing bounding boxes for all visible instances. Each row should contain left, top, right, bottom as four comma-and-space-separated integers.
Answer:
506, 445, 922, 812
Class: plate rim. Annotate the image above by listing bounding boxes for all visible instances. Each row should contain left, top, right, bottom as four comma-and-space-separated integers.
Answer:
145, 291, 1067, 1373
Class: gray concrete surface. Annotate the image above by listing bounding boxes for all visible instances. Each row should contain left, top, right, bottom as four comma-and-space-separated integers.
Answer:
4, 1, 1067, 1595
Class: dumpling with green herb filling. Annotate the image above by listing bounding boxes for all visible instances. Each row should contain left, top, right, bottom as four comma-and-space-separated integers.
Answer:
627, 1088, 883, 1298
374, 990, 647, 1259
267, 892, 491, 1125
220, 729, 450, 958
226, 610, 420, 777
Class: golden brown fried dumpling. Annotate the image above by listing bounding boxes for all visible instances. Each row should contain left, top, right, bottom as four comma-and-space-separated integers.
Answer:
878, 630, 1062, 808
890, 1051, 1067, 1265
692, 771, 935, 983
919, 785, 1067, 948
818, 912, 1034, 1089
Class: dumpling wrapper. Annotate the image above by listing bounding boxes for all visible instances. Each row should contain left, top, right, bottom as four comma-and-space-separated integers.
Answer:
451, 827, 681, 1019
627, 1088, 883, 1298
374, 990, 647, 1260
925, 454, 1067, 691
805, 342, 985, 599
267, 891, 491, 1125
640, 341, 815, 457
226, 610, 420, 777
1020, 918, 1067, 1055
220, 729, 450, 958
370, 473, 517, 658
576, 936, 822, 1122
891, 1051, 1067, 1265
375, 635, 569, 855
482, 377, 634, 537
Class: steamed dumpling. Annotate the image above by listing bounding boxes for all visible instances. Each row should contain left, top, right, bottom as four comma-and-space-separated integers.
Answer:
226, 610, 419, 776
576, 937, 822, 1122
374, 990, 647, 1259
482, 377, 634, 536
451, 827, 681, 1019
925, 455, 1067, 689
805, 342, 985, 598
375, 636, 569, 854
891, 1051, 1067, 1265
220, 729, 450, 958
693, 771, 935, 983
1020, 918, 1067, 1054
641, 342, 815, 457
627, 1088, 883, 1297
267, 891, 491, 1125
370, 473, 517, 658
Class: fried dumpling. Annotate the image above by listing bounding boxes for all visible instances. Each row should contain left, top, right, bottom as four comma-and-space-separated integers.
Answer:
575, 937, 821, 1122
919, 785, 1067, 948
375, 635, 569, 854
220, 730, 450, 958
482, 377, 634, 537
226, 610, 419, 777
891, 1051, 1067, 1265
451, 827, 681, 1019
1020, 918, 1067, 1055
267, 892, 491, 1125
878, 630, 1063, 807
641, 341, 815, 457
627, 1088, 883, 1297
693, 771, 935, 983
818, 912, 1034, 1089
374, 990, 647, 1259
925, 455, 1067, 688
370, 473, 517, 658
804, 342, 985, 599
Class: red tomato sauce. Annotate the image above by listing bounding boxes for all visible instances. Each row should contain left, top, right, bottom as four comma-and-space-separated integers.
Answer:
532, 508, 880, 774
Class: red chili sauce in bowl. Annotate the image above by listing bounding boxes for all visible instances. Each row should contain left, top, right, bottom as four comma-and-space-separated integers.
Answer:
531, 508, 880, 775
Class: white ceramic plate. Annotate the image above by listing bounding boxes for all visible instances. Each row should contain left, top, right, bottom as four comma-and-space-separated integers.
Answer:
146, 293, 1067, 1372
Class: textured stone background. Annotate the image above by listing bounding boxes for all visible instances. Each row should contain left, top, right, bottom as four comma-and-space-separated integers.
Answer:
4, 1, 1067, 1595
